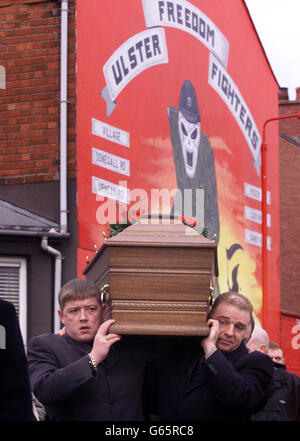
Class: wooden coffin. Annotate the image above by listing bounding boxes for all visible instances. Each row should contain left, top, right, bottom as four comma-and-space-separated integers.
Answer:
83, 217, 218, 336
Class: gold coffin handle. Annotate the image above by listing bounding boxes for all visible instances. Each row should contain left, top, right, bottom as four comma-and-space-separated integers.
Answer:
100, 284, 110, 305
209, 285, 215, 308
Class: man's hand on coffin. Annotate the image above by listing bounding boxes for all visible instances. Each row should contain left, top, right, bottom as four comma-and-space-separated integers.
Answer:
90, 319, 121, 365
201, 318, 219, 358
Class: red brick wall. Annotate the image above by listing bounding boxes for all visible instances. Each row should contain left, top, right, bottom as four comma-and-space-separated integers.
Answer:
279, 88, 300, 314
0, 0, 76, 185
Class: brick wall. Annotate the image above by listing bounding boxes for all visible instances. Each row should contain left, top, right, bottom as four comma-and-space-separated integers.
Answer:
279, 88, 300, 314
0, 0, 76, 185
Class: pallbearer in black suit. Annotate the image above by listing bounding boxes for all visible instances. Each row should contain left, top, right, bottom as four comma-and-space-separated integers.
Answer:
27, 278, 153, 421
146, 292, 273, 421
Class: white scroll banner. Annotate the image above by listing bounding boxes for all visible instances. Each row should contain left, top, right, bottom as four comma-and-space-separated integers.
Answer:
208, 53, 262, 161
142, 0, 229, 68
101, 28, 168, 117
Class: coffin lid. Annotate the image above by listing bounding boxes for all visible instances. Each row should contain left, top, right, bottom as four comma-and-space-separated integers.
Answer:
83, 216, 218, 275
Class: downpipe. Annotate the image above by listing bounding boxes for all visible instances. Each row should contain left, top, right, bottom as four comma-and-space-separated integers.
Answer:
60, 0, 69, 234
41, 0, 69, 332
41, 236, 62, 333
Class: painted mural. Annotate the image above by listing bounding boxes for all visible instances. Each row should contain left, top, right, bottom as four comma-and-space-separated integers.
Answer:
76, 0, 280, 333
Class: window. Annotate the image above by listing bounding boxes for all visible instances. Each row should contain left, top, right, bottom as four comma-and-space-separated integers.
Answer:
0, 65, 5, 89
0, 257, 27, 343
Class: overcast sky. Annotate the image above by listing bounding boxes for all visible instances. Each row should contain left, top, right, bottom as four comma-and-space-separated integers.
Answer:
245, 0, 300, 98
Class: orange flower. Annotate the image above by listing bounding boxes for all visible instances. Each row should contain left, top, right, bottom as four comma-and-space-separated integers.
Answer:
182, 216, 196, 227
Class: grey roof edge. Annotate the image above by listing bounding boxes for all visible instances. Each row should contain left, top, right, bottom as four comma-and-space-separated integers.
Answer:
280, 133, 300, 148
0, 229, 71, 239
0, 228, 69, 239
0, 200, 60, 228
0, 200, 69, 238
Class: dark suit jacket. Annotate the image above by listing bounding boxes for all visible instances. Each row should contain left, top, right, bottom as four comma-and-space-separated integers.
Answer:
147, 340, 273, 421
252, 362, 300, 421
27, 332, 154, 421
0, 299, 35, 421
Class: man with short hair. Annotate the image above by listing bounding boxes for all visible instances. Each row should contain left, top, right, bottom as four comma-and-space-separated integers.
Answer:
146, 292, 273, 421
27, 278, 154, 421
246, 326, 269, 354
247, 327, 300, 421
268, 341, 285, 365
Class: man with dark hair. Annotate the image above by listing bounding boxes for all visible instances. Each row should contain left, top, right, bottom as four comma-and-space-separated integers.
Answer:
146, 291, 273, 421
0, 299, 35, 420
207, 291, 255, 339
27, 278, 153, 421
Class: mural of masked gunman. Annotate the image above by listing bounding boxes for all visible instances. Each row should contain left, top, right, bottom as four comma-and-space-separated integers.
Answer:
169, 80, 219, 242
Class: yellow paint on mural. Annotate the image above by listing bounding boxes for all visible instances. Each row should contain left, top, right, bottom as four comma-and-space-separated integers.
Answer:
217, 221, 262, 326
211, 136, 262, 325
